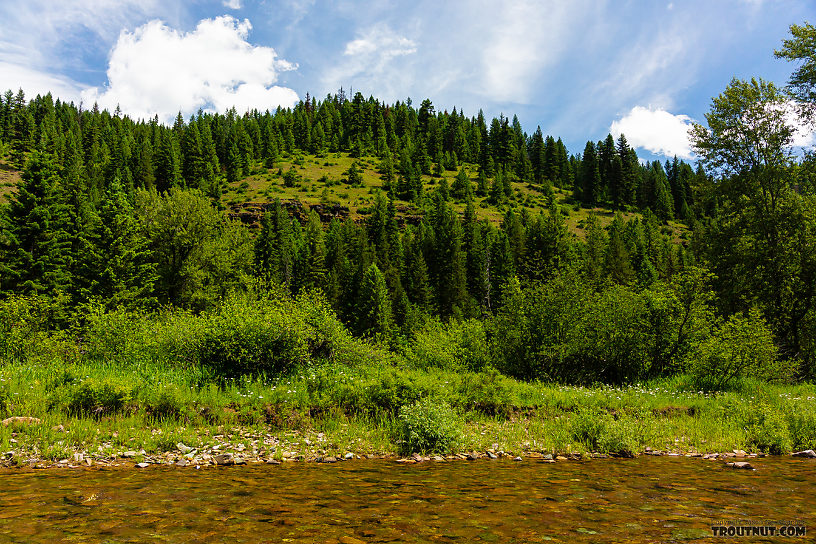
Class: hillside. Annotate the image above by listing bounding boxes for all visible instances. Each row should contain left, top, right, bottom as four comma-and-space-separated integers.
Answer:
0, 150, 690, 243
224, 152, 690, 241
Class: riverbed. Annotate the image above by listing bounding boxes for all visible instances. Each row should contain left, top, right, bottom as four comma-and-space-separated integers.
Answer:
0, 456, 812, 542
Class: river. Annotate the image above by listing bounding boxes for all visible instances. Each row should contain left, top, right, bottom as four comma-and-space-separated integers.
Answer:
0, 456, 812, 542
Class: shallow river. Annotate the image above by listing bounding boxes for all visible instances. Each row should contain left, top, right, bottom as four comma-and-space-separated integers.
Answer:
0, 456, 812, 543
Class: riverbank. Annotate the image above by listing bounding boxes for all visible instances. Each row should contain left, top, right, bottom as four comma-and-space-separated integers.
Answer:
2, 293, 815, 470
2, 375, 815, 470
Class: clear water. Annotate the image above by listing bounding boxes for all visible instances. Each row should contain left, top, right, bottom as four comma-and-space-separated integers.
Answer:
0, 456, 812, 543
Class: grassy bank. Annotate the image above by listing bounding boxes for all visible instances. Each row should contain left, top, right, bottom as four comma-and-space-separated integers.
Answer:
1, 292, 815, 468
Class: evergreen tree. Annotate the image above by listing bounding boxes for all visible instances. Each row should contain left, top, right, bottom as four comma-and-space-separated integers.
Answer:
0, 151, 73, 295
357, 263, 394, 341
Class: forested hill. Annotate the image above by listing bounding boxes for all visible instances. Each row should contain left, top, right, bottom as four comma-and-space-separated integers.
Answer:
0, 73, 814, 382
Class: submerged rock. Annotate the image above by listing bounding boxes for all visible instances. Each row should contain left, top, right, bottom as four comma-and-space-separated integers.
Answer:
726, 461, 755, 470
792, 450, 816, 458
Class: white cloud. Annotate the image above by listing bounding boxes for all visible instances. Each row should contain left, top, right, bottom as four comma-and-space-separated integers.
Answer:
478, 0, 588, 103
223, 0, 242, 9
0, 61, 82, 103
610, 106, 695, 158
81, 16, 299, 122
323, 23, 417, 102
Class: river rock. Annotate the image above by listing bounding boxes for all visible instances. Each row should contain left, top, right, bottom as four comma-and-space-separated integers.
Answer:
556, 456, 568, 461
322, 456, 337, 463
2, 416, 41, 427
542, 454, 554, 461
733, 449, 747, 457
727, 461, 754, 470
339, 536, 366, 544
177, 443, 193, 454
175, 459, 189, 467
214, 453, 234, 466
792, 450, 816, 458
72, 453, 84, 463
487, 452, 498, 459
513, 456, 523, 461
234, 457, 247, 465
122, 451, 137, 458
267, 459, 281, 465
135, 462, 150, 468
344, 452, 354, 460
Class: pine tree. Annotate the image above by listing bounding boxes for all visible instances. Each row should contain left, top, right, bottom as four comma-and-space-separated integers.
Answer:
254, 200, 296, 291
358, 263, 394, 341
0, 151, 73, 296
86, 180, 157, 308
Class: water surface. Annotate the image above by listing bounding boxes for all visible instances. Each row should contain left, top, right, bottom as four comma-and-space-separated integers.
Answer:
0, 456, 812, 543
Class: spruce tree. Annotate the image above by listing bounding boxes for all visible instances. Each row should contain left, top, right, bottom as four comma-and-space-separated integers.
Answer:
0, 151, 73, 296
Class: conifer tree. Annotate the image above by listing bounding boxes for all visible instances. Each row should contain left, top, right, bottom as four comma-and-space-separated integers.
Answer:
0, 151, 73, 295
358, 263, 394, 341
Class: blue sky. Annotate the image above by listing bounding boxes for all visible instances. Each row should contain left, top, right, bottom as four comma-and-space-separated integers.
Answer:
0, 0, 813, 160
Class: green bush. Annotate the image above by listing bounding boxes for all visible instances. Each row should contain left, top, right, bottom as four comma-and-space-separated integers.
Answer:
456, 368, 515, 417
571, 407, 609, 451
398, 398, 460, 454
143, 384, 185, 421
787, 411, 816, 451
743, 403, 792, 455
406, 319, 490, 372
61, 378, 133, 417
687, 309, 791, 391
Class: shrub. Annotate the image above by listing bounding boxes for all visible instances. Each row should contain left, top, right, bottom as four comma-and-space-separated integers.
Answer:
742, 402, 792, 455
787, 411, 816, 451
687, 308, 791, 391
398, 398, 460, 454
571, 407, 608, 451
406, 319, 489, 372
457, 368, 515, 417
144, 384, 185, 421
61, 378, 132, 417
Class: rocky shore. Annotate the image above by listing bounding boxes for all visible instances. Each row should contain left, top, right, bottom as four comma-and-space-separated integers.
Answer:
2, 416, 814, 471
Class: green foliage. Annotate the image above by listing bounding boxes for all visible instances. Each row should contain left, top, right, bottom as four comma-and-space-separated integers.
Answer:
687, 308, 790, 391
404, 318, 489, 372
398, 397, 460, 454
456, 368, 514, 417
787, 410, 816, 451
570, 407, 636, 455
58, 377, 132, 417
742, 402, 792, 455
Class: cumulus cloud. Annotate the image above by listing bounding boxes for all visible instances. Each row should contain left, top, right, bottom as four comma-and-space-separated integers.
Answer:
610, 106, 695, 158
82, 16, 299, 122
223, 0, 242, 9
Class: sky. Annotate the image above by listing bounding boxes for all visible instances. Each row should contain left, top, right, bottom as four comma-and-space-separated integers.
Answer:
0, 0, 813, 161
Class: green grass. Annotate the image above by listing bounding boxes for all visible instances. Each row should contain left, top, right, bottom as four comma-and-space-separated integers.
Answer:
1, 291, 814, 462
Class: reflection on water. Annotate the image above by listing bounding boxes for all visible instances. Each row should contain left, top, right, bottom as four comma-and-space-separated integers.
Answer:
0, 456, 812, 543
